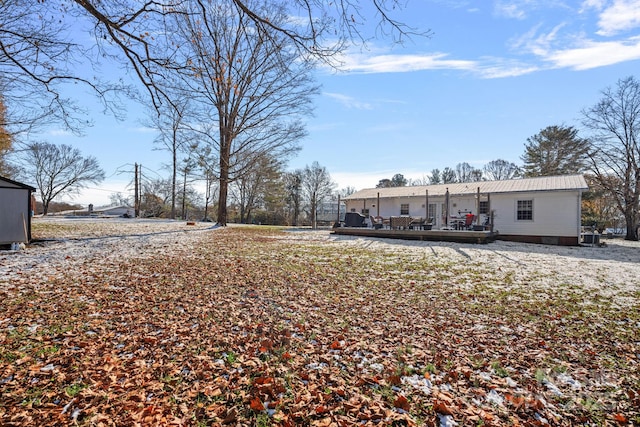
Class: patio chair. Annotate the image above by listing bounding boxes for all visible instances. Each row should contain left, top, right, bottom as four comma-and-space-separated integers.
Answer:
370, 215, 384, 229
424, 217, 434, 230
409, 217, 423, 230
464, 214, 475, 230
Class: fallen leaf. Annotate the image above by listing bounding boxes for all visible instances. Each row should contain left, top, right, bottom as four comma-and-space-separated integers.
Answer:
250, 397, 265, 411
394, 395, 410, 411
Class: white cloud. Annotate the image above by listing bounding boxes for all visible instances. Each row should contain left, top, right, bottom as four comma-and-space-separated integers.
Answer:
495, 2, 528, 20
339, 52, 478, 74
48, 129, 73, 137
129, 126, 158, 134
544, 36, 640, 69
476, 61, 540, 78
596, 0, 640, 36
323, 93, 374, 110
510, 19, 640, 70
509, 23, 567, 60
579, 0, 606, 12
335, 49, 539, 78
494, 0, 571, 20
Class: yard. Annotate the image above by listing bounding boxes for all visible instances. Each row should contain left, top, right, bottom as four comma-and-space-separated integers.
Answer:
0, 218, 638, 426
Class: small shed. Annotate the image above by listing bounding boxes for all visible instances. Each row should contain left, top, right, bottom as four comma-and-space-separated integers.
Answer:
0, 176, 36, 245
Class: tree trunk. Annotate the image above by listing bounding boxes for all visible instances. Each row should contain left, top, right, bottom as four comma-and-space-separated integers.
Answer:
217, 128, 231, 226
203, 173, 211, 221
624, 214, 638, 241
217, 174, 228, 225
311, 193, 317, 229
182, 167, 188, 220
171, 144, 177, 220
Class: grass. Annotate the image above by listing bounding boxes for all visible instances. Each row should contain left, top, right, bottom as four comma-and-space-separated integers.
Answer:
4, 223, 638, 426
64, 383, 86, 397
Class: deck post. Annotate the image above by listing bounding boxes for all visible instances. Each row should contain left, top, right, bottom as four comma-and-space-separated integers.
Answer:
476, 187, 481, 225
337, 194, 341, 224
487, 193, 492, 231
425, 190, 429, 222
377, 192, 380, 217
445, 188, 450, 227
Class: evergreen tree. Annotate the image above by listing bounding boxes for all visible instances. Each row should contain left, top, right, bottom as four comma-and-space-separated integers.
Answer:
521, 125, 589, 177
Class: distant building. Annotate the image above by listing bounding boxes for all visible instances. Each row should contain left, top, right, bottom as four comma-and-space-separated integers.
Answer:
0, 176, 36, 244
316, 199, 345, 225
93, 205, 134, 217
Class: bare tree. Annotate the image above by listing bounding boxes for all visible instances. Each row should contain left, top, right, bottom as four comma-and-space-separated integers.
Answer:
148, 97, 194, 219
441, 167, 457, 184
139, 177, 172, 218
18, 142, 105, 214
581, 174, 623, 233
231, 155, 282, 223
582, 76, 640, 241
2, 1, 427, 134
175, 1, 315, 226
303, 161, 336, 229
219, 0, 430, 70
285, 170, 304, 226
407, 175, 429, 186
194, 145, 219, 222
483, 159, 521, 181
455, 162, 483, 183
109, 192, 132, 207
0, 1, 139, 135
339, 186, 357, 197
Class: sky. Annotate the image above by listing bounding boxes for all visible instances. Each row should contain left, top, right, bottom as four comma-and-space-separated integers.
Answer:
34, 0, 640, 207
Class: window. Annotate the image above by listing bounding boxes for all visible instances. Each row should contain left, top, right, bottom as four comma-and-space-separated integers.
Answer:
361, 208, 370, 216
400, 203, 409, 215
428, 203, 437, 221
517, 200, 533, 221
479, 201, 489, 215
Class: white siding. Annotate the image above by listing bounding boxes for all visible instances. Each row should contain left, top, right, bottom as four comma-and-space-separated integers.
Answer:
491, 191, 581, 237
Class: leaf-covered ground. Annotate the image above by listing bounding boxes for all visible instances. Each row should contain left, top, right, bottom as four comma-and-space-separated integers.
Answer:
1, 221, 638, 426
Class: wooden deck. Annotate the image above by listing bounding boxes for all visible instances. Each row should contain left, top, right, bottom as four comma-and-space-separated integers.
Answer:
332, 227, 498, 244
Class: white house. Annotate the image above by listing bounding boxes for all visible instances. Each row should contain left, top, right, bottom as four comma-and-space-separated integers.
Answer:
0, 176, 36, 245
92, 205, 134, 217
342, 174, 589, 245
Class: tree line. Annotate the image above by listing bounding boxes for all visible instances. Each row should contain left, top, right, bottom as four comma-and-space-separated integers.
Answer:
0, 0, 419, 225
106, 160, 337, 228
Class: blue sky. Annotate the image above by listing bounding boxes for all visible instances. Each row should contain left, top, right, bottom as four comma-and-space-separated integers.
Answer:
39, 0, 640, 206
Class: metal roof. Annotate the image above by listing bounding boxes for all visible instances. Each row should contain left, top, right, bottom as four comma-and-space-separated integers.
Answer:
343, 174, 588, 200
0, 175, 36, 191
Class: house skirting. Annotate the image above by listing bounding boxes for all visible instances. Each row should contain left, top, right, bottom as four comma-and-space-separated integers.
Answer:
497, 234, 579, 246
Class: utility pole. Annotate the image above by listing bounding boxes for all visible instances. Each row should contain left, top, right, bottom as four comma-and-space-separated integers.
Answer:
134, 163, 139, 218
138, 164, 143, 217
